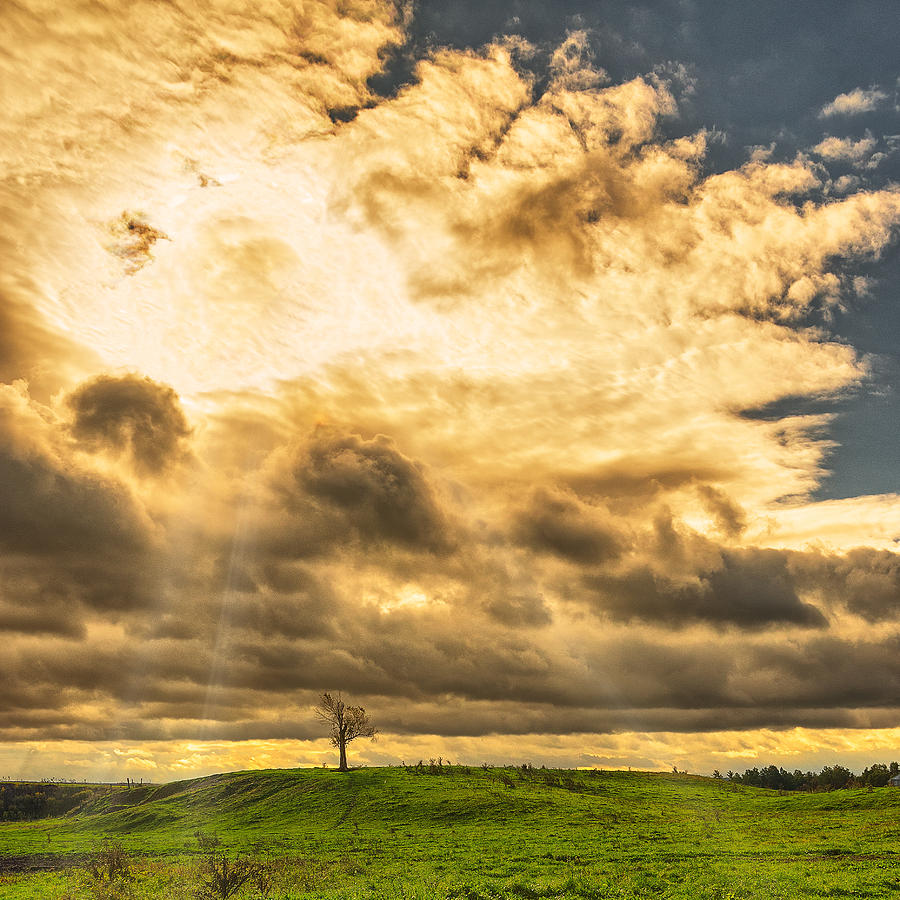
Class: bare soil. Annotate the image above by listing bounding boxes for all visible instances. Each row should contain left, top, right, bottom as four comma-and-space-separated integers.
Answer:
0, 852, 88, 873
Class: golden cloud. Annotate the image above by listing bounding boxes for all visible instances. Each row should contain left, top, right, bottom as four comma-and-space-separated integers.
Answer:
1, 3, 900, 774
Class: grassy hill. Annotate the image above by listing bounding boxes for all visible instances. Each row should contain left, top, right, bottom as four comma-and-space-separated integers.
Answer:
2, 766, 900, 898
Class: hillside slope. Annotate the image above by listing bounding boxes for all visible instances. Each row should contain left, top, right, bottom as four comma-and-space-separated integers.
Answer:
2, 767, 900, 898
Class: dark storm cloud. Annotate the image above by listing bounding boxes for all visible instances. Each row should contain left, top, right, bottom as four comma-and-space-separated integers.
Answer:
65, 558, 162, 612
4, 637, 214, 704
790, 547, 900, 622
286, 428, 453, 552
0, 540, 159, 632
0, 379, 176, 643
261, 561, 324, 594
227, 572, 344, 640
563, 464, 735, 511
482, 593, 552, 627
371, 701, 900, 739
8, 617, 900, 740
5, 370, 900, 742
0, 587, 84, 639
834, 549, 900, 621
5, 701, 900, 743
750, 635, 900, 708
153, 626, 728, 711
514, 486, 623, 564
0, 403, 149, 558
67, 374, 192, 475
585, 548, 827, 629
142, 614, 204, 642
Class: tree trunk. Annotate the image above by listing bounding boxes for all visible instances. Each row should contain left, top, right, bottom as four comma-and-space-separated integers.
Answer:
338, 739, 348, 771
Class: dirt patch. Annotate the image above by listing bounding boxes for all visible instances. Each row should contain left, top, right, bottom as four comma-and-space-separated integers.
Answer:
0, 853, 89, 874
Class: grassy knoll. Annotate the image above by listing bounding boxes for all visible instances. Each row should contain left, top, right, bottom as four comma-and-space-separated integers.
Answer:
1, 766, 900, 898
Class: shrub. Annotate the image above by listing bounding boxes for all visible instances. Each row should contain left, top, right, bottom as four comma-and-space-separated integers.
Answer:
89, 841, 132, 882
196, 855, 261, 899
194, 829, 221, 851
85, 841, 133, 900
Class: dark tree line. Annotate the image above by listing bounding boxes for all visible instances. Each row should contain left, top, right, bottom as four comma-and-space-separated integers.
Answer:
0, 782, 106, 820
713, 761, 900, 791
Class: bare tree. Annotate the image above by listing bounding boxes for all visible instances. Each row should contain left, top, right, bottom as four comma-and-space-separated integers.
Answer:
315, 692, 377, 771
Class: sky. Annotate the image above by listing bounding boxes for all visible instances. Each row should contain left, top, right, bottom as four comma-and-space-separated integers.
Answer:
2, 0, 900, 782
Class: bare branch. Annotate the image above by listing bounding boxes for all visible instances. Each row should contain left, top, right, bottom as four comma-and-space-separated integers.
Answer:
315, 692, 344, 725
344, 705, 378, 742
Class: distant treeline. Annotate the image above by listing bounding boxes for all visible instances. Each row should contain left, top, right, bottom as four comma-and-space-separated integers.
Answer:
0, 782, 108, 821
714, 762, 900, 791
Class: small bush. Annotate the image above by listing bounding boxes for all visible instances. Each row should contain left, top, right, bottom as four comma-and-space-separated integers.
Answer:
85, 841, 133, 900
194, 829, 221, 851
196, 855, 261, 899
89, 841, 132, 882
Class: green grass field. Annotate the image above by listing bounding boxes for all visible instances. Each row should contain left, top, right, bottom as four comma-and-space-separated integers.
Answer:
1, 766, 900, 898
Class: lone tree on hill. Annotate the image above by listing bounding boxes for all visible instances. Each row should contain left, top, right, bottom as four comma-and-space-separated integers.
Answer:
315, 692, 377, 771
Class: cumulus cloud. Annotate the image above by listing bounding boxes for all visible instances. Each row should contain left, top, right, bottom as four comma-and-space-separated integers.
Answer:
0, 383, 152, 556
67, 374, 192, 475
514, 487, 623, 564
788, 547, 900, 623
819, 87, 888, 118
273, 428, 454, 554
584, 549, 827, 629
813, 134, 877, 162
